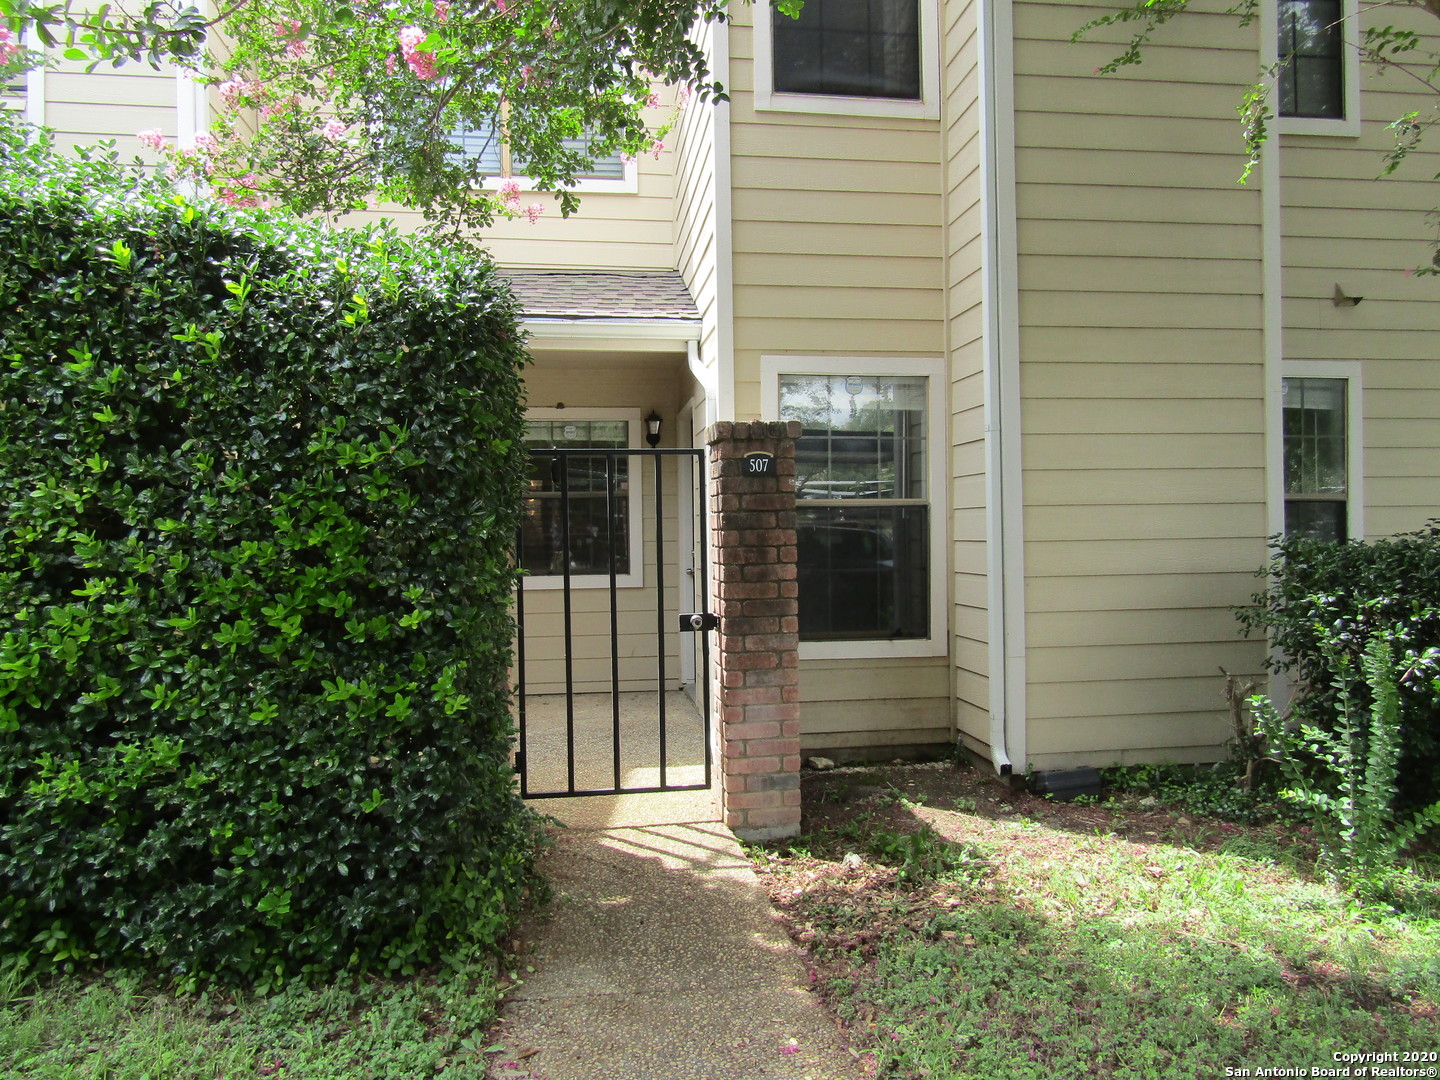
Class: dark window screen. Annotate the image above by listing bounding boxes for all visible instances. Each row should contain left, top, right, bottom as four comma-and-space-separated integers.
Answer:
1278, 0, 1344, 119
773, 0, 922, 100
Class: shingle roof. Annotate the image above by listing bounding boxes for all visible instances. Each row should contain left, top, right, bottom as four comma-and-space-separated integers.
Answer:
502, 269, 700, 322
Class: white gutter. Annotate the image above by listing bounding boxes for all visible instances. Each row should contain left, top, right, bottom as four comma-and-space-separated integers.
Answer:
1260, 0, 1284, 545
713, 18, 736, 423
978, 0, 1025, 774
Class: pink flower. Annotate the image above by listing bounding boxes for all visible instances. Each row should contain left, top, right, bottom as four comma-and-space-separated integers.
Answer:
321, 118, 347, 140
677, 86, 692, 105
523, 202, 544, 224
648, 139, 664, 160
190, 131, 219, 153
434, 0, 451, 21
386, 53, 398, 74
275, 18, 306, 57
137, 129, 166, 151
398, 27, 438, 80
0, 27, 23, 65
495, 0, 511, 13
645, 92, 661, 109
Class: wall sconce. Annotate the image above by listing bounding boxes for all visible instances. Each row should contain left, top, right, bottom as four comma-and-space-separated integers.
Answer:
645, 411, 662, 447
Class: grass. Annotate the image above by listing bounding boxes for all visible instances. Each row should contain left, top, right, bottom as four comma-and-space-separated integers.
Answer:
754, 763, 1440, 1080
0, 959, 510, 1079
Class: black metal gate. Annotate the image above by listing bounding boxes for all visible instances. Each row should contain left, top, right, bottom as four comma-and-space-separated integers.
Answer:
514, 447, 713, 798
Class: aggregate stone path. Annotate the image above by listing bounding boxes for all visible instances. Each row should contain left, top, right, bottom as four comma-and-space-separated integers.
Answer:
484, 822, 871, 1080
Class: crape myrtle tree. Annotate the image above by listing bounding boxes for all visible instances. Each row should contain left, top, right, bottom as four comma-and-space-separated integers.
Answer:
1076, 0, 1440, 272
0, 0, 799, 239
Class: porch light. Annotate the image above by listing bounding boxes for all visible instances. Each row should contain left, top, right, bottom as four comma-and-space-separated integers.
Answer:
645, 411, 662, 447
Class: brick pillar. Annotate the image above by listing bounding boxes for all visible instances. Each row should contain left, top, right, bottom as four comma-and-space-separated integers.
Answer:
705, 421, 802, 841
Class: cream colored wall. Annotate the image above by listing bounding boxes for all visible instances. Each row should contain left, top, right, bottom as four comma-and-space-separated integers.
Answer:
37, 55, 176, 160
943, 0, 990, 756
518, 354, 697, 696
1014, 0, 1270, 769
344, 94, 683, 271
729, 4, 952, 755
1278, 2, 1440, 540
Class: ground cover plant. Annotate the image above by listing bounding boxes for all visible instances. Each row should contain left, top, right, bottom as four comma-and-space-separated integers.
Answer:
753, 761, 1440, 1080
0, 114, 537, 988
0, 959, 522, 1078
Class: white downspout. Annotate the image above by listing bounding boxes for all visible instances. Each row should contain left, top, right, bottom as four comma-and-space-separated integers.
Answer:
979, 0, 1026, 774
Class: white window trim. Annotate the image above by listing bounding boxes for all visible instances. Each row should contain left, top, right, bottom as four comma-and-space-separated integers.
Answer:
1279, 360, 1364, 541
520, 408, 646, 591
1270, 0, 1362, 138
491, 159, 639, 195
761, 354, 948, 660
23, 26, 45, 127
752, 0, 941, 120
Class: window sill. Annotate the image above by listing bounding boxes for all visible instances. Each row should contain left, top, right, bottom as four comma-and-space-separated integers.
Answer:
754, 90, 939, 120
799, 637, 945, 661
1278, 115, 1361, 138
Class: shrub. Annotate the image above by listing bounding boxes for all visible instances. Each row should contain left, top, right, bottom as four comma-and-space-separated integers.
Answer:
0, 116, 535, 986
1250, 636, 1440, 894
1237, 525, 1440, 813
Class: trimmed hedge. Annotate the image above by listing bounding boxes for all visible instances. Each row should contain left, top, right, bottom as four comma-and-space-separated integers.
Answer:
0, 117, 535, 985
1238, 525, 1440, 814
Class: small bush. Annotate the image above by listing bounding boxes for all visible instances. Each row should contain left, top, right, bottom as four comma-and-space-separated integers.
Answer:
1251, 636, 1440, 895
0, 117, 535, 985
1237, 525, 1440, 812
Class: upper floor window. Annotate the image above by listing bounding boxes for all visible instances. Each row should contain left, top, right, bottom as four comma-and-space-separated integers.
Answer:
1278, 0, 1344, 119
755, 0, 939, 118
773, 0, 920, 100
448, 120, 633, 191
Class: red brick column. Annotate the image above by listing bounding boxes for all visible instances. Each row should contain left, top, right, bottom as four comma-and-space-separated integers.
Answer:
705, 421, 802, 841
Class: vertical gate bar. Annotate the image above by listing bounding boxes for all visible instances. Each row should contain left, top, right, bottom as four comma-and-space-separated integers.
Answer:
559, 454, 577, 795
515, 520, 529, 798
695, 450, 712, 791
607, 451, 621, 792
654, 451, 667, 789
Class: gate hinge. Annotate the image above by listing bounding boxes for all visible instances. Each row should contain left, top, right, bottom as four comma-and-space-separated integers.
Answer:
678, 612, 720, 633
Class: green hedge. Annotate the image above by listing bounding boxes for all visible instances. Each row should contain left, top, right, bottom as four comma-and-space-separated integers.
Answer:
1238, 525, 1440, 814
0, 117, 535, 985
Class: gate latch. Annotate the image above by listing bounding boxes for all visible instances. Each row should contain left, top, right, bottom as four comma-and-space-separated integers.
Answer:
679, 612, 720, 633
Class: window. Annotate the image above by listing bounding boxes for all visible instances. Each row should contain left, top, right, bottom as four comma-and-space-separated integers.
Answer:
1274, 0, 1359, 133
754, 0, 939, 118
773, 0, 920, 100
520, 414, 643, 588
779, 372, 932, 644
1278, 0, 1343, 118
448, 120, 631, 188
1282, 375, 1355, 541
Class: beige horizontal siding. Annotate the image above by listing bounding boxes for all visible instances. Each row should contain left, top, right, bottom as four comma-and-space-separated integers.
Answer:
1011, 0, 1267, 766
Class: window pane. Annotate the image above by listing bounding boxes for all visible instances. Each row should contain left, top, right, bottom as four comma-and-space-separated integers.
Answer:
1278, 0, 1343, 118
780, 374, 927, 500
796, 505, 929, 640
521, 421, 630, 576
447, 122, 503, 174
773, 0, 922, 99
1285, 500, 1347, 543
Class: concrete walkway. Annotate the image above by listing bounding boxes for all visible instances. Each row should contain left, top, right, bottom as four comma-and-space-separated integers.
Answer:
484, 820, 870, 1080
